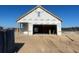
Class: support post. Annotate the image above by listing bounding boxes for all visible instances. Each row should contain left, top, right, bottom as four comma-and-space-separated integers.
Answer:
28, 23, 33, 35
57, 23, 61, 35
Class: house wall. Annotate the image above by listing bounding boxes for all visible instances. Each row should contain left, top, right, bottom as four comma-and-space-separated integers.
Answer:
23, 23, 61, 35
17, 7, 62, 35
20, 22, 61, 35
17, 8, 61, 24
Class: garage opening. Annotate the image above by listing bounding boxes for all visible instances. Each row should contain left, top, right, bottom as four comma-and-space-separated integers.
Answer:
33, 25, 57, 34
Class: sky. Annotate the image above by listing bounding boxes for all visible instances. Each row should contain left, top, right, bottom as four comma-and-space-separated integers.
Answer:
0, 5, 79, 28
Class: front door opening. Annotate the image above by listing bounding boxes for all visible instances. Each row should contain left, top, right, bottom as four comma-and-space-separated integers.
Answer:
33, 25, 57, 34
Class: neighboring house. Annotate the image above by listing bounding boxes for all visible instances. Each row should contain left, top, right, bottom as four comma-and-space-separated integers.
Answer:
17, 6, 62, 35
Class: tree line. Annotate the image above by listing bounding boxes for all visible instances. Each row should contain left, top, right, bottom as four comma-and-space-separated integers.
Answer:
62, 27, 79, 31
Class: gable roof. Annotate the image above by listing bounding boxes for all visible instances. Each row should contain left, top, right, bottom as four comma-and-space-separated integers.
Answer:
17, 5, 62, 22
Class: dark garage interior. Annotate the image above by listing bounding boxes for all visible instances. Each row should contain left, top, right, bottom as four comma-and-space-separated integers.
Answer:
33, 25, 57, 34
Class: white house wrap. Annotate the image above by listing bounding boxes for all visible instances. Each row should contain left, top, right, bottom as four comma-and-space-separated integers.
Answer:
17, 6, 62, 35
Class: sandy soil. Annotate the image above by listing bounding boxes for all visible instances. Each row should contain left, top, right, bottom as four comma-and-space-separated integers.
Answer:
15, 31, 79, 53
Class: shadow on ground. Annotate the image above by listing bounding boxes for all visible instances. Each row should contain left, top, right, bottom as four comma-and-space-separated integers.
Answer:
14, 43, 24, 53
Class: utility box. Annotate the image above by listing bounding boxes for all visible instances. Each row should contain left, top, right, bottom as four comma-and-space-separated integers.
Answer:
0, 28, 15, 53
4, 29, 15, 53
0, 30, 4, 53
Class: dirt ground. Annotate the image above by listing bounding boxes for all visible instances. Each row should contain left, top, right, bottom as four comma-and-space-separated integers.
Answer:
15, 31, 79, 53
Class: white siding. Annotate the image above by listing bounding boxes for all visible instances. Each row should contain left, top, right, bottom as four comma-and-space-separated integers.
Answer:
17, 6, 62, 35
17, 7, 61, 24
